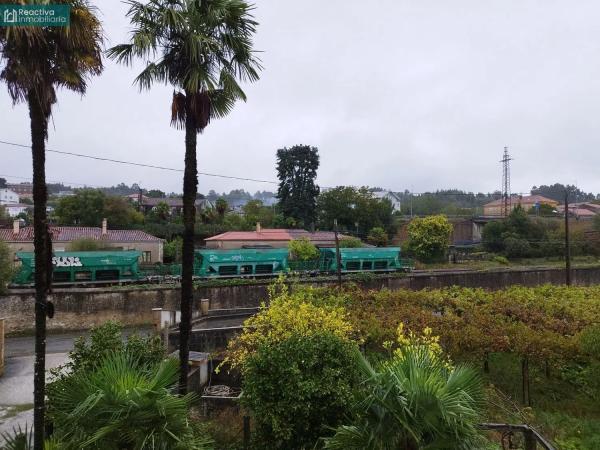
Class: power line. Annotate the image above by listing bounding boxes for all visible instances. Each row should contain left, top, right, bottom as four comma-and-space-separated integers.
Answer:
0, 139, 279, 185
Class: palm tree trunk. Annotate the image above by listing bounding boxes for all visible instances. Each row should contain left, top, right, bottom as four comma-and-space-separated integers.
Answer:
178, 94, 198, 395
29, 92, 50, 450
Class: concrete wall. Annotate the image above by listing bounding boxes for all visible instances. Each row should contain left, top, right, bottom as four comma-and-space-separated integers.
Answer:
2, 266, 600, 334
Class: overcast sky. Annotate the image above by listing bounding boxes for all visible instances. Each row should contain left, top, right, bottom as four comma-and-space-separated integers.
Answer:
2, 0, 600, 196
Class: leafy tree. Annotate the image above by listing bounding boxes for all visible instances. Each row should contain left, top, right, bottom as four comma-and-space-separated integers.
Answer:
0, 205, 8, 221
406, 215, 453, 262
0, 177, 6, 188
531, 183, 595, 202
164, 237, 183, 263
481, 220, 505, 252
146, 189, 165, 198
147, 201, 172, 223
243, 333, 359, 449
0, 2, 104, 445
503, 236, 532, 259
223, 279, 353, 372
55, 189, 106, 226
317, 186, 394, 235
276, 145, 320, 228
0, 239, 15, 294
367, 227, 388, 247
242, 199, 274, 228
103, 196, 144, 229
109, 0, 261, 394
288, 237, 319, 261
215, 198, 228, 218
339, 236, 363, 248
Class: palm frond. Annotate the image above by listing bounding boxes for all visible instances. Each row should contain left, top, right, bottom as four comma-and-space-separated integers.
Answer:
107, 0, 262, 133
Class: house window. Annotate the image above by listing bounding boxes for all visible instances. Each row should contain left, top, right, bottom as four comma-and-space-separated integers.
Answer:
142, 251, 152, 263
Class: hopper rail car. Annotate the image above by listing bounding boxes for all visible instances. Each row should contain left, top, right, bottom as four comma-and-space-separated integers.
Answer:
10, 247, 414, 288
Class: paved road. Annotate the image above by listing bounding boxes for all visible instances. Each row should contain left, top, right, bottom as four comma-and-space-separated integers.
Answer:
1, 328, 151, 439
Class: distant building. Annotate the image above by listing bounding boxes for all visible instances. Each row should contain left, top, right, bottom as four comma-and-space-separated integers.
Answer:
482, 195, 558, 216
205, 226, 353, 249
3, 204, 29, 217
1, 219, 164, 263
557, 202, 600, 220
6, 183, 33, 200
127, 194, 214, 215
0, 189, 19, 205
372, 191, 402, 211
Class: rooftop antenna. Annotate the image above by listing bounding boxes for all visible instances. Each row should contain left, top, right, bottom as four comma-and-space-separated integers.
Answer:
500, 146, 513, 217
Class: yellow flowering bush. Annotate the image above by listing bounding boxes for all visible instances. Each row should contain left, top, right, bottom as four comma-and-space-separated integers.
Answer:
222, 278, 354, 372
384, 323, 451, 368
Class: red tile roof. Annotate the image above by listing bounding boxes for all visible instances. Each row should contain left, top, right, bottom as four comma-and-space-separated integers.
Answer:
0, 226, 162, 243
205, 229, 351, 242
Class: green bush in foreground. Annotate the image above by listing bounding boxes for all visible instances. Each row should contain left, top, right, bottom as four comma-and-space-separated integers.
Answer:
241, 332, 360, 450
50, 352, 212, 449
324, 338, 485, 449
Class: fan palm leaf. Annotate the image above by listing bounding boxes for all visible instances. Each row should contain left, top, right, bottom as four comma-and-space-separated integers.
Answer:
324, 347, 485, 450
48, 352, 212, 449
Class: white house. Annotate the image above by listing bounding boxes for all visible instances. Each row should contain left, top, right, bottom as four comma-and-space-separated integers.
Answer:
4, 203, 29, 217
373, 190, 402, 212
0, 188, 19, 205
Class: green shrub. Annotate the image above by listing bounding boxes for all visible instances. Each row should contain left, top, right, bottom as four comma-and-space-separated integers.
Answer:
50, 352, 212, 449
492, 255, 510, 265
406, 215, 453, 262
288, 237, 319, 261
0, 238, 15, 293
366, 227, 388, 247
503, 236, 532, 258
339, 236, 363, 248
242, 332, 360, 449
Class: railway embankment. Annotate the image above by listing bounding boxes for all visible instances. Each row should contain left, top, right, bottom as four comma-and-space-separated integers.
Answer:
2, 266, 600, 334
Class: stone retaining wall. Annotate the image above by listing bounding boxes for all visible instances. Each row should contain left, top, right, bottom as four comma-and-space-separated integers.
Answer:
2, 266, 599, 334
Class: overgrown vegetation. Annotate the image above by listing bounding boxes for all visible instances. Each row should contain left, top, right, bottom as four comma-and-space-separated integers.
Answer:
0, 238, 14, 294
287, 237, 319, 261
405, 214, 453, 262
40, 322, 213, 449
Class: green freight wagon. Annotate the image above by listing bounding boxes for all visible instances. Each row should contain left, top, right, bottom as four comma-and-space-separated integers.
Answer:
194, 248, 289, 277
319, 247, 405, 272
12, 251, 143, 285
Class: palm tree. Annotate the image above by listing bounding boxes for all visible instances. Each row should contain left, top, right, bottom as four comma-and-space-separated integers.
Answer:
0, 2, 103, 447
48, 352, 213, 449
323, 347, 485, 450
108, 0, 261, 393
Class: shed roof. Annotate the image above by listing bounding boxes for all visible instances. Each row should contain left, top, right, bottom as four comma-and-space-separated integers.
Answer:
0, 226, 162, 243
205, 229, 352, 242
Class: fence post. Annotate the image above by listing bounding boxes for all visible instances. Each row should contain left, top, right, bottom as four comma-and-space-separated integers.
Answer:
524, 428, 537, 450
0, 318, 5, 377
152, 308, 163, 334
163, 321, 170, 352
243, 415, 250, 449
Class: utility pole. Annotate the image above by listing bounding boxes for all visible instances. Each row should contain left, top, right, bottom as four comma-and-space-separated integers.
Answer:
565, 189, 571, 286
500, 147, 513, 217
333, 219, 342, 288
